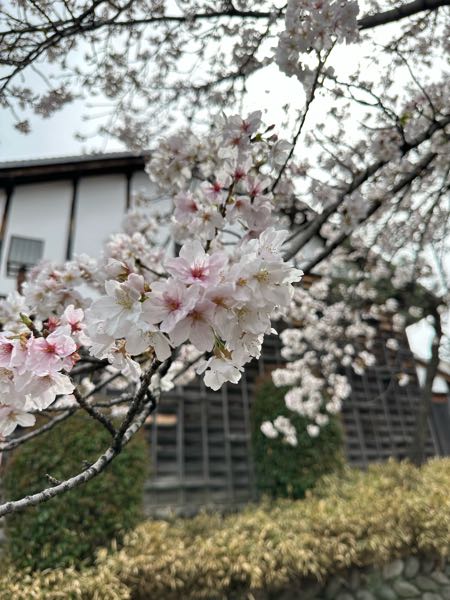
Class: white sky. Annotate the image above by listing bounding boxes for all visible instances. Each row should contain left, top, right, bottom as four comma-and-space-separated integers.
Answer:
0, 31, 365, 161
0, 97, 122, 161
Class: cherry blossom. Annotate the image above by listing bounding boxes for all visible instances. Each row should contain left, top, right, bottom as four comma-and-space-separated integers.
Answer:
27, 328, 77, 375
0, 0, 448, 520
0, 404, 35, 437
263, 261, 421, 440
197, 355, 245, 392
165, 242, 227, 287
276, 0, 359, 85
0, 111, 303, 440
142, 279, 201, 332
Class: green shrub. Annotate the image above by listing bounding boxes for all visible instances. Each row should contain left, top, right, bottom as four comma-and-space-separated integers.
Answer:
2, 413, 148, 571
250, 378, 344, 498
2, 459, 450, 599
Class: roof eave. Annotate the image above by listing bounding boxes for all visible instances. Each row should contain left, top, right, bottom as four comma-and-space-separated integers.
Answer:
0, 152, 150, 186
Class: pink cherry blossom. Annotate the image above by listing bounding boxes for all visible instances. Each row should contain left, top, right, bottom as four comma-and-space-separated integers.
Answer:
27, 327, 77, 375
142, 279, 200, 332
0, 334, 15, 369
62, 304, 84, 334
174, 191, 200, 221
165, 241, 227, 287
169, 297, 216, 352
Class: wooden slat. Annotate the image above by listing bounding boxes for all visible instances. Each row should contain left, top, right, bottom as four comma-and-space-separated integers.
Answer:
145, 327, 440, 514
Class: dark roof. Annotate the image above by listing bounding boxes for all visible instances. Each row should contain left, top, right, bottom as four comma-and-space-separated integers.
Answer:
0, 151, 150, 186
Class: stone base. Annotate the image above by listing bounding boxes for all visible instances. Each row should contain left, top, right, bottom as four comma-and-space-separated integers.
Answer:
251, 556, 450, 600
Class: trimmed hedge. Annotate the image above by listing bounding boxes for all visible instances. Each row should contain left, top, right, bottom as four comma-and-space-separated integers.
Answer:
2, 459, 450, 599
250, 378, 344, 498
2, 413, 148, 571
0, 567, 130, 600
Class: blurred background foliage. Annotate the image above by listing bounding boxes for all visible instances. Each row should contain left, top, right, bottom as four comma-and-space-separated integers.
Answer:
250, 378, 345, 498
2, 414, 148, 570
2, 459, 450, 598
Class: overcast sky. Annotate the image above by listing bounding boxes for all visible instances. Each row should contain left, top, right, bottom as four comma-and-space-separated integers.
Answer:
0, 68, 303, 161
0, 97, 123, 162
0, 37, 362, 163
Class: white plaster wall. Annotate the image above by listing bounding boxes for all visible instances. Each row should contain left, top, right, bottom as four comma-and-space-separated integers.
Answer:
131, 170, 173, 251
72, 175, 127, 258
0, 181, 72, 296
0, 169, 171, 297
130, 171, 159, 206
131, 171, 171, 217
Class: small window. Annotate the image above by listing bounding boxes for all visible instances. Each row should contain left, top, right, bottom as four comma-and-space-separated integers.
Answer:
6, 236, 44, 277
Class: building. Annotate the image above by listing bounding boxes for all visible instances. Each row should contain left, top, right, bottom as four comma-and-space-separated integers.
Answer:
0, 153, 448, 516
0, 152, 153, 296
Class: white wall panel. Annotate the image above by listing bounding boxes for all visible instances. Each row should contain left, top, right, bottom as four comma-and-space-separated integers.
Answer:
0, 181, 72, 296
130, 171, 171, 211
131, 171, 173, 250
72, 175, 127, 257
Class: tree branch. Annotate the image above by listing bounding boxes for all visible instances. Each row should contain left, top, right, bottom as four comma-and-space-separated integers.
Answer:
271, 53, 327, 193
72, 386, 116, 436
359, 0, 450, 30
0, 408, 76, 452
0, 399, 152, 517
5, 0, 447, 37
301, 152, 437, 274
410, 305, 443, 465
284, 114, 450, 261
0, 361, 162, 517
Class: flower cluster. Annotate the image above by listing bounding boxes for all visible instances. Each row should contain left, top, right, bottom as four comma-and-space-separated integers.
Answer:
261, 416, 298, 446
276, 0, 359, 85
0, 306, 82, 436
86, 229, 302, 389
0, 112, 301, 438
147, 111, 292, 242
260, 248, 429, 445
22, 256, 97, 320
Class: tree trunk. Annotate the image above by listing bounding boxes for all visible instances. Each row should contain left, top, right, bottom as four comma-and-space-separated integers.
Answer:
410, 308, 442, 466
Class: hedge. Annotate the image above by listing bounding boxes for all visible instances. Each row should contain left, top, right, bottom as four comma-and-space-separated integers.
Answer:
250, 378, 344, 498
2, 413, 148, 571
2, 459, 450, 599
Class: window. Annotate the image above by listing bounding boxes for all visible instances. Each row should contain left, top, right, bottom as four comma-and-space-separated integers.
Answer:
6, 236, 44, 277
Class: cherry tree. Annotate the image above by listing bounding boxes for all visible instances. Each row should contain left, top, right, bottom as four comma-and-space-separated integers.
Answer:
0, 112, 303, 516
0, 0, 449, 515
1, 0, 449, 141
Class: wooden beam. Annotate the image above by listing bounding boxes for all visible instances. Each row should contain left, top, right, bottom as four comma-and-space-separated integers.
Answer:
0, 186, 13, 264
65, 178, 78, 260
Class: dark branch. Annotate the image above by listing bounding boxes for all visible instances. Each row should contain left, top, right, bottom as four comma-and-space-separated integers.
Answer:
301, 152, 437, 275
0, 362, 161, 517
285, 114, 450, 260
359, 0, 450, 30
72, 386, 116, 436
410, 306, 443, 465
